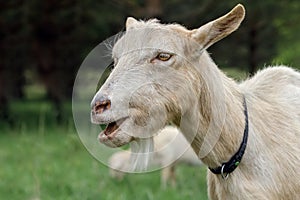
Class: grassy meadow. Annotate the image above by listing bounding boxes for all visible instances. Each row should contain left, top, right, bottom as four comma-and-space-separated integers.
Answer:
0, 99, 208, 200
0, 127, 208, 200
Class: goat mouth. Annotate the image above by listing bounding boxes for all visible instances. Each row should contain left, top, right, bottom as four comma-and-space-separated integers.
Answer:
102, 117, 127, 139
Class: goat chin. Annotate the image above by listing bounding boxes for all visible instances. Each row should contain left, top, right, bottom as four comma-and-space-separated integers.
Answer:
129, 137, 154, 172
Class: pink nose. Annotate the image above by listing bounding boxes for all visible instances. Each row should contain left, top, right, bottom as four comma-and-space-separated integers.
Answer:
92, 99, 111, 114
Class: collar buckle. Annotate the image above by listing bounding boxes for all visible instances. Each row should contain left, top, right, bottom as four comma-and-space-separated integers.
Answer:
221, 164, 229, 180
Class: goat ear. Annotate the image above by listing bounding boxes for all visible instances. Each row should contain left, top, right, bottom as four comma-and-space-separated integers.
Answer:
126, 17, 139, 30
191, 4, 245, 49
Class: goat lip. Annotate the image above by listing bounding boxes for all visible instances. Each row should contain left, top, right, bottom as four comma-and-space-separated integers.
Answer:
101, 117, 128, 139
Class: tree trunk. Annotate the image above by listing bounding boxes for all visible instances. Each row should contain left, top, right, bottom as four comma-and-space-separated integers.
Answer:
249, 26, 258, 76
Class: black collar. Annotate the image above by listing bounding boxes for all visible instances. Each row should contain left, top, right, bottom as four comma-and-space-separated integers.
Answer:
209, 97, 249, 179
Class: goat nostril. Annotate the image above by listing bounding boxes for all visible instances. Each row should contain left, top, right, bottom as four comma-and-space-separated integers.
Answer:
94, 99, 111, 114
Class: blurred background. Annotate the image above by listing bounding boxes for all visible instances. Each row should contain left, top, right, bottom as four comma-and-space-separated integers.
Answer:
0, 0, 299, 199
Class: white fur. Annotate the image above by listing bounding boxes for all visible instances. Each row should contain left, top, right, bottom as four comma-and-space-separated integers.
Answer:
108, 126, 202, 187
129, 137, 154, 172
92, 4, 300, 199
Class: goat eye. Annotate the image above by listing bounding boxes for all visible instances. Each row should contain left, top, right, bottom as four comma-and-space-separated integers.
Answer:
156, 53, 172, 61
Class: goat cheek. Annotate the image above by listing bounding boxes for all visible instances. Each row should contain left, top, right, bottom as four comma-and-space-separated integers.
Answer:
133, 109, 149, 126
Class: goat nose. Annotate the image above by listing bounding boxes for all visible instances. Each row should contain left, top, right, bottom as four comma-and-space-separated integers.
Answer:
92, 98, 111, 114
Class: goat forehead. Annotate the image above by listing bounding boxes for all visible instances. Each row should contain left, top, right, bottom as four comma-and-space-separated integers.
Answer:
113, 27, 187, 57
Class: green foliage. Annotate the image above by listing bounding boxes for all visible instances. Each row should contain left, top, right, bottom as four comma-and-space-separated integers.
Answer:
273, 1, 300, 68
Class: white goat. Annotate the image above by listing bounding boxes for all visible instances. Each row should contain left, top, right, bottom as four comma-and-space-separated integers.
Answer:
108, 126, 202, 188
91, 4, 300, 199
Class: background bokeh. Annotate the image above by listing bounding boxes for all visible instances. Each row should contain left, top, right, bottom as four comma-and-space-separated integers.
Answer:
1, 1, 299, 199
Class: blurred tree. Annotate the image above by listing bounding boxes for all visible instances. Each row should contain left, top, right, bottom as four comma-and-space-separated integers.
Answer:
27, 0, 126, 122
274, 1, 300, 68
241, 1, 281, 75
0, 1, 28, 123
28, 0, 83, 122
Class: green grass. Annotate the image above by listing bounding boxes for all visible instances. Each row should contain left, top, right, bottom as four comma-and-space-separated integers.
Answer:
0, 96, 208, 200
0, 129, 208, 200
